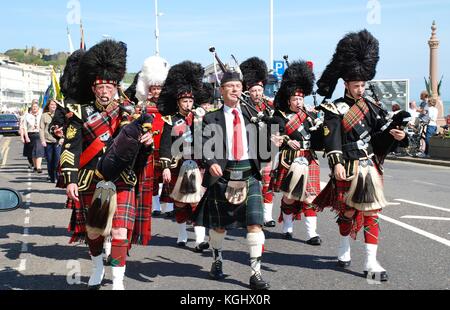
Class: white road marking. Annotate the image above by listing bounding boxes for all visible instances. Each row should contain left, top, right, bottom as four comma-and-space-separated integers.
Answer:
24, 217, 30, 224
400, 215, 450, 221
395, 199, 450, 213
16, 259, 26, 272
23, 228, 29, 237
379, 214, 450, 247
25, 209, 30, 215
387, 202, 401, 206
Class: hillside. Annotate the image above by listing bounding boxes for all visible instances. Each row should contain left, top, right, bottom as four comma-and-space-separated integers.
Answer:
4, 48, 69, 68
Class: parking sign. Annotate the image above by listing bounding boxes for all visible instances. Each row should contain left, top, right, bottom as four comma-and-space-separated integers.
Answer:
273, 61, 285, 79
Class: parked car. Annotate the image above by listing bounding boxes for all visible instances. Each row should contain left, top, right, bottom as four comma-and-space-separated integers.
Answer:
0, 114, 20, 135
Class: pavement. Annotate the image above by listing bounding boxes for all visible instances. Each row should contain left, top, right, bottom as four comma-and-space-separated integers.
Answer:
0, 136, 449, 291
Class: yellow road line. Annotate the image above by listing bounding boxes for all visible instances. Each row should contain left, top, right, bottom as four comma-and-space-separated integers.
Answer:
0, 138, 11, 167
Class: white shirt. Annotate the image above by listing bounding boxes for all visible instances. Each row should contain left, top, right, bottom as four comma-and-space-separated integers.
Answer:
23, 112, 42, 134
223, 104, 249, 161
428, 106, 438, 127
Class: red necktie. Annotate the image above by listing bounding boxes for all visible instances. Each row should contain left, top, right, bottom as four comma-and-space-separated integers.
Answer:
232, 109, 243, 161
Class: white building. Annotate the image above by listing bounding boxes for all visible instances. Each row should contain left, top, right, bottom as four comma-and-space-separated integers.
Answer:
0, 55, 53, 112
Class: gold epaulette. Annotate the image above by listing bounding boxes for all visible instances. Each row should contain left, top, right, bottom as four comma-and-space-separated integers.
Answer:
319, 102, 339, 115
162, 116, 172, 126
66, 103, 82, 120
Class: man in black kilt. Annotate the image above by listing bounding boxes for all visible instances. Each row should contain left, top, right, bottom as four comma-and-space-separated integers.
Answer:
194, 68, 272, 290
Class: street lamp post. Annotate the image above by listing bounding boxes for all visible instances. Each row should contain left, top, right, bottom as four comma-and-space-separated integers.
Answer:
155, 0, 161, 56
269, 0, 274, 73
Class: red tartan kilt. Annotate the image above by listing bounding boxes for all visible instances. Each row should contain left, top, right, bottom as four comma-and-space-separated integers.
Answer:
270, 150, 321, 197
165, 160, 202, 204
261, 163, 273, 203
79, 180, 136, 231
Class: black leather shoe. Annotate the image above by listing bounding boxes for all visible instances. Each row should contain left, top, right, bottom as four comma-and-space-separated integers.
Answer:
306, 236, 322, 246
177, 242, 186, 247
249, 273, 270, 290
283, 232, 293, 240
194, 242, 210, 253
338, 260, 351, 268
209, 260, 225, 280
165, 211, 175, 219
364, 271, 389, 282
152, 211, 162, 217
264, 220, 276, 228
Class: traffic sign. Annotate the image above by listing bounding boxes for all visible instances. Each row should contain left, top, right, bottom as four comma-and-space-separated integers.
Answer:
273, 60, 285, 79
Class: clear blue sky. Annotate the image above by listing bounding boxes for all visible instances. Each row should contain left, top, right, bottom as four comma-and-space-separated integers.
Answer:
1, 0, 449, 101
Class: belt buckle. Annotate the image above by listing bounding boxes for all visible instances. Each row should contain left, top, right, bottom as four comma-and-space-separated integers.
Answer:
230, 170, 243, 180
99, 132, 111, 142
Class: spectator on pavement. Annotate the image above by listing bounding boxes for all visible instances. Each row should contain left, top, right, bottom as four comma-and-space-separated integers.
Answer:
22, 101, 44, 173
40, 99, 63, 183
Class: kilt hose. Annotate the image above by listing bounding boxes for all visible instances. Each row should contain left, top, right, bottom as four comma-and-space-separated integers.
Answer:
277, 201, 317, 223
271, 150, 321, 198
313, 178, 364, 240
67, 172, 150, 245
193, 160, 264, 230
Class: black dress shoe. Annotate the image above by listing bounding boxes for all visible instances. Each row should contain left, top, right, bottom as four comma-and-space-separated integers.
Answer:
177, 242, 186, 247
152, 211, 162, 217
194, 242, 210, 253
87, 284, 102, 290
364, 270, 389, 282
338, 260, 351, 268
209, 260, 225, 280
283, 232, 293, 240
165, 211, 175, 218
249, 273, 270, 290
264, 220, 276, 228
306, 236, 322, 246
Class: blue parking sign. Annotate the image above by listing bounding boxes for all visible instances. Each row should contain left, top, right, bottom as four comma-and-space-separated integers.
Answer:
273, 61, 285, 78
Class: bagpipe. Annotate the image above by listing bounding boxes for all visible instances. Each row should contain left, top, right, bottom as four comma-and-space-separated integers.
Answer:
87, 108, 157, 237
209, 47, 277, 126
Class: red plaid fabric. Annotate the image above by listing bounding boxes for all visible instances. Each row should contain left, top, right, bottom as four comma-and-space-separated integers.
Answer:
342, 99, 369, 133
66, 174, 143, 245
261, 163, 274, 204
83, 104, 121, 141
255, 98, 274, 113
285, 111, 308, 135
270, 150, 320, 197
134, 155, 154, 245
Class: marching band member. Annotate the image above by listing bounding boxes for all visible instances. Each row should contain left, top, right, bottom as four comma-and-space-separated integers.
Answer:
270, 61, 323, 245
61, 40, 154, 290
135, 56, 174, 218
314, 30, 408, 281
158, 61, 209, 252
240, 57, 277, 228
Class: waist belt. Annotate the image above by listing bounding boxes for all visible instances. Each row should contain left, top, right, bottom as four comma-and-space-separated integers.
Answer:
342, 123, 371, 152
223, 169, 254, 181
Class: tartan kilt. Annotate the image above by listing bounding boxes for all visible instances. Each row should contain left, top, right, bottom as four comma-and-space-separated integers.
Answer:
67, 175, 136, 243
151, 152, 163, 196
193, 161, 264, 229
270, 150, 321, 198
260, 162, 274, 204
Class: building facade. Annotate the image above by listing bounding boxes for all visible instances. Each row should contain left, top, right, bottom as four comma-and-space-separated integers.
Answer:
0, 55, 53, 112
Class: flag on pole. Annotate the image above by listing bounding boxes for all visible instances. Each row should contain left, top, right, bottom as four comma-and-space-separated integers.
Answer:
40, 69, 62, 110
80, 20, 86, 51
